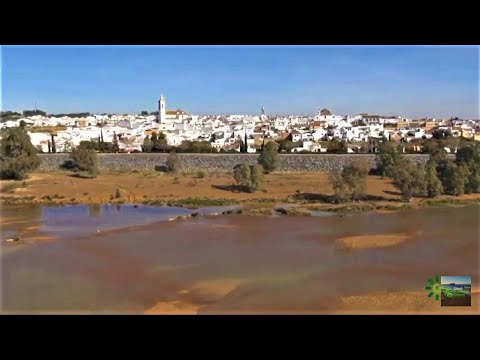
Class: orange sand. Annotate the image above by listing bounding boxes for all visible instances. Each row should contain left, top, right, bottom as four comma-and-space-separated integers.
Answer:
336, 232, 418, 250
335, 290, 479, 315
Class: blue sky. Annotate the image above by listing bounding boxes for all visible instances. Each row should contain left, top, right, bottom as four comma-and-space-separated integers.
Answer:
1, 45, 478, 118
441, 276, 471, 285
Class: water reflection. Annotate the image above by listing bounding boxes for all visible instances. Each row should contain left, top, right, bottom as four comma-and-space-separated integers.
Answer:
88, 204, 101, 218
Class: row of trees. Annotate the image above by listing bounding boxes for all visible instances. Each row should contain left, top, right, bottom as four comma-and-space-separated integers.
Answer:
327, 139, 480, 203
49, 112, 91, 118
374, 141, 480, 202
22, 109, 47, 117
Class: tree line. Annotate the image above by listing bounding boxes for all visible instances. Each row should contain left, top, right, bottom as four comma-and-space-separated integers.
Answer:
329, 140, 480, 203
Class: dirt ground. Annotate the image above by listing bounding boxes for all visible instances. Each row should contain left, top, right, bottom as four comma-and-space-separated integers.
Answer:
1, 171, 479, 211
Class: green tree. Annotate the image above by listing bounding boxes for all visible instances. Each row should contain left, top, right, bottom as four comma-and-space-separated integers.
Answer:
19, 120, 27, 128
250, 164, 264, 191
142, 136, 153, 153
150, 132, 158, 147
391, 159, 426, 202
422, 139, 447, 162
455, 144, 480, 193
99, 128, 105, 153
233, 163, 264, 193
51, 134, 56, 153
329, 169, 349, 203
22, 109, 46, 117
439, 161, 466, 196
156, 138, 168, 152
140, 111, 149, 116
341, 160, 370, 200
327, 139, 348, 154
465, 162, 480, 193
0, 127, 41, 180
278, 139, 294, 153
424, 158, 443, 198
375, 141, 403, 177
258, 141, 279, 173
78, 140, 97, 150
455, 145, 480, 165
112, 131, 119, 153
166, 151, 182, 173
328, 160, 369, 202
70, 147, 99, 178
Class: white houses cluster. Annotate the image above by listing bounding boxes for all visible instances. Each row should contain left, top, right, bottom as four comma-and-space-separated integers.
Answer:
2, 97, 480, 153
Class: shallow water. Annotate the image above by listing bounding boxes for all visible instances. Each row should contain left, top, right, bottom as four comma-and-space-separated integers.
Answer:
1, 204, 479, 314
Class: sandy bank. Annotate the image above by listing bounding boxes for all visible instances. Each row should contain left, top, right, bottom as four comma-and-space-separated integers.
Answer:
144, 301, 200, 315
336, 232, 420, 250
335, 290, 479, 314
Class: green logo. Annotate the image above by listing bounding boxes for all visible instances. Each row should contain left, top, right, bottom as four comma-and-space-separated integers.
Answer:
425, 275, 441, 301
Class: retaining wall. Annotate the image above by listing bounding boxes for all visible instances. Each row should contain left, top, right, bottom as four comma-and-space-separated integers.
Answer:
37, 153, 438, 173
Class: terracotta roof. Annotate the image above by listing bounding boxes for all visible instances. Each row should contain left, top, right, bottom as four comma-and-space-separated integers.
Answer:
166, 109, 188, 116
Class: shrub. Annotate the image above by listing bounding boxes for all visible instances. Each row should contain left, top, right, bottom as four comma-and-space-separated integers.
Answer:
233, 163, 265, 193
329, 169, 349, 203
439, 161, 467, 196
0, 182, 27, 193
196, 170, 205, 179
375, 141, 403, 177
70, 147, 99, 178
328, 160, 369, 202
424, 158, 443, 198
0, 127, 40, 180
391, 159, 426, 202
166, 151, 182, 173
258, 141, 279, 173
455, 144, 480, 193
327, 139, 348, 154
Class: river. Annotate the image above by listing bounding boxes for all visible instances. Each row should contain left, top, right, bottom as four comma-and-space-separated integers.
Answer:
1, 204, 479, 314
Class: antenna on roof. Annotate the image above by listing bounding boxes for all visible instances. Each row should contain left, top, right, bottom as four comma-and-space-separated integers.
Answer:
34, 101, 37, 112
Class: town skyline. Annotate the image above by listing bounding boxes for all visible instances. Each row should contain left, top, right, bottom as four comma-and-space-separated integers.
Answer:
2, 45, 478, 118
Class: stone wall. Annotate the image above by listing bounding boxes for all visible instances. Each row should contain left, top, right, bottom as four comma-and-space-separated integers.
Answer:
37, 153, 439, 173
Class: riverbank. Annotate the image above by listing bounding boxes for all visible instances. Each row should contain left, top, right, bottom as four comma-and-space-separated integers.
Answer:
1, 171, 479, 215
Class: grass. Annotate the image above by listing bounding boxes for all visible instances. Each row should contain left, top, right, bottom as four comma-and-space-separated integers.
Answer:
2, 195, 37, 205
423, 198, 480, 207
166, 197, 238, 209
0, 181, 27, 193
141, 199, 166, 206
41, 194, 65, 200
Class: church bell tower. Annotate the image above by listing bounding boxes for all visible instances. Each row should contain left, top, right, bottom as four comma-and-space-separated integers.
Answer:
158, 94, 166, 123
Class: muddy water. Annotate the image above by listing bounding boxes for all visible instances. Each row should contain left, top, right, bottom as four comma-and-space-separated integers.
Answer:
1, 204, 479, 314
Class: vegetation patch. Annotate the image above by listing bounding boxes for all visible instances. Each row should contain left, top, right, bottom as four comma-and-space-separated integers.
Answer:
166, 197, 237, 208
0, 181, 27, 193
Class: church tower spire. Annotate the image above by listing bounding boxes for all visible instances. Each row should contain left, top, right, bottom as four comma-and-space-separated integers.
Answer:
158, 94, 166, 123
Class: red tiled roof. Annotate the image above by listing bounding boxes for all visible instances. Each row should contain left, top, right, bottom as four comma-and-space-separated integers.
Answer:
166, 109, 188, 116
